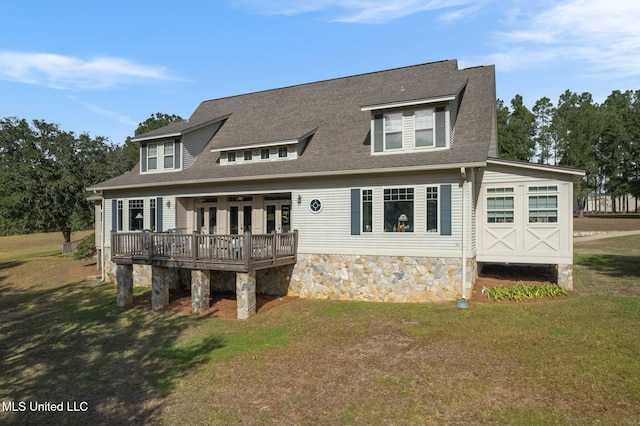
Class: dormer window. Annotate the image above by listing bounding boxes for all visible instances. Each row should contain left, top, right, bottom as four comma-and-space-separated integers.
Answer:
228, 152, 236, 162
148, 144, 158, 170
384, 112, 403, 149
415, 109, 434, 147
278, 147, 288, 158
141, 140, 181, 173
261, 148, 270, 159
244, 150, 253, 161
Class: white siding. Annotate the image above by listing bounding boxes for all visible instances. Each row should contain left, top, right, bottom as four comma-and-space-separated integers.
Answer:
477, 165, 574, 264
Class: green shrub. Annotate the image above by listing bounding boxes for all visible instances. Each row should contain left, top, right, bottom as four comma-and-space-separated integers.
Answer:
74, 233, 96, 260
483, 282, 568, 302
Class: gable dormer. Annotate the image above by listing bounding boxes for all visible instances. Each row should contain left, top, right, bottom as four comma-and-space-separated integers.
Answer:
140, 139, 182, 173
362, 86, 464, 155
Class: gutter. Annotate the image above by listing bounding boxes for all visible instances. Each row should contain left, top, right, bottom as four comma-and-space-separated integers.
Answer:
87, 161, 488, 192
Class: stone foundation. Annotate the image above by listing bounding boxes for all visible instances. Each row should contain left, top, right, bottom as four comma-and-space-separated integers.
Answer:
236, 271, 257, 319
289, 254, 475, 303
116, 264, 133, 307
191, 270, 211, 314
557, 263, 573, 291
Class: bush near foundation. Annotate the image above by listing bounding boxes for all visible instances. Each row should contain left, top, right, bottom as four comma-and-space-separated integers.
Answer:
483, 282, 568, 301
74, 233, 96, 260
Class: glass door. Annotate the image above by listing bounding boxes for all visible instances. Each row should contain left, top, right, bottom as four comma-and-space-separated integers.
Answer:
229, 204, 252, 234
264, 202, 291, 233
196, 204, 217, 234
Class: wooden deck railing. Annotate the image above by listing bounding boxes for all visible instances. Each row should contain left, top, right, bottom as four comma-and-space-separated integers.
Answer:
111, 230, 298, 271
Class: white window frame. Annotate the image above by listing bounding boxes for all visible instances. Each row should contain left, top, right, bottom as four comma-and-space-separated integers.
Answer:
486, 187, 515, 224
384, 112, 403, 150
425, 186, 439, 232
278, 147, 288, 158
128, 199, 144, 231
362, 188, 373, 233
373, 106, 450, 155
163, 141, 174, 169
528, 186, 559, 224
147, 143, 158, 171
383, 187, 414, 233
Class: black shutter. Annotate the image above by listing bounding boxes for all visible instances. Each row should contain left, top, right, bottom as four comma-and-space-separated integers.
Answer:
435, 107, 446, 147
141, 145, 147, 172
440, 184, 452, 236
373, 114, 384, 152
174, 141, 181, 169
111, 199, 117, 232
156, 197, 163, 232
350, 189, 360, 235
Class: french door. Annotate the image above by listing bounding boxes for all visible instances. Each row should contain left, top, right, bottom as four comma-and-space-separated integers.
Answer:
229, 204, 252, 234
264, 202, 291, 233
196, 204, 217, 234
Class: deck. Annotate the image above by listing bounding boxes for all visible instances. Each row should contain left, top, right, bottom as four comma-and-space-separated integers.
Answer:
111, 230, 298, 272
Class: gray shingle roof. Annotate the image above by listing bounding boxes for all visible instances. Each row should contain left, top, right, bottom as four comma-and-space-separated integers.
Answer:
91, 59, 496, 190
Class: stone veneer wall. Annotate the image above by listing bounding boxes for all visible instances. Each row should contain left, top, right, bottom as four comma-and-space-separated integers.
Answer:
288, 254, 476, 303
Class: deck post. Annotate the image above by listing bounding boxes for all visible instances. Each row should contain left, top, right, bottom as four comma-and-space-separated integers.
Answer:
191, 269, 211, 314
236, 270, 256, 319
151, 266, 170, 310
293, 229, 299, 263
192, 232, 198, 266
116, 264, 133, 307
272, 233, 277, 265
244, 231, 252, 271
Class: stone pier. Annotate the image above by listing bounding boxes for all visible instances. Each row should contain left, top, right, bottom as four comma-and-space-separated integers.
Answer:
151, 266, 170, 310
557, 263, 573, 291
191, 270, 211, 314
236, 270, 256, 319
116, 264, 133, 307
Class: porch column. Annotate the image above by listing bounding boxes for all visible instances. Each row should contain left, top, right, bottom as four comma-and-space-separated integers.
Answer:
557, 264, 573, 291
236, 270, 257, 319
151, 266, 170, 310
116, 264, 133, 307
191, 269, 211, 314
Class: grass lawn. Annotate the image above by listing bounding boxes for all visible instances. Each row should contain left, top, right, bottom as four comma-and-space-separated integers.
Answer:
1, 232, 639, 424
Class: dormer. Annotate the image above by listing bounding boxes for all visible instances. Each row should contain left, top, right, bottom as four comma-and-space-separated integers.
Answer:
361, 86, 464, 155
211, 130, 315, 166
140, 139, 182, 173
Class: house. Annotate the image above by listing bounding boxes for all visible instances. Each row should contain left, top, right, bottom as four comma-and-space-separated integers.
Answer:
88, 59, 584, 318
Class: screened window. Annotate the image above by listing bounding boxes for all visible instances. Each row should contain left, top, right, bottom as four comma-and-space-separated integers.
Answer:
163, 141, 174, 169
384, 112, 403, 149
362, 189, 372, 233
261, 148, 270, 159
128, 199, 144, 231
415, 109, 434, 147
384, 188, 414, 232
147, 144, 158, 170
426, 186, 438, 232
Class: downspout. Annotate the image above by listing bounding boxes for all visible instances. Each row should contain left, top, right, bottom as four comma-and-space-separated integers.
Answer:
100, 197, 105, 282
458, 167, 468, 309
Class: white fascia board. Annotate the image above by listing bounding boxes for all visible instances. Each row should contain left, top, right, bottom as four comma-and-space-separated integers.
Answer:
361, 95, 456, 112
131, 132, 181, 143
487, 158, 586, 176
210, 139, 299, 153
86, 161, 487, 191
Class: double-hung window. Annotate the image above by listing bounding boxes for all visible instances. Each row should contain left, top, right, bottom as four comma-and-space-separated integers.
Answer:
384, 188, 414, 232
529, 186, 558, 223
415, 109, 434, 147
384, 112, 403, 149
163, 142, 174, 169
487, 188, 514, 223
147, 143, 158, 171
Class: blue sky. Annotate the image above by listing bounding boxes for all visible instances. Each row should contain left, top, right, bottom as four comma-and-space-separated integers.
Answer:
1, 0, 638, 144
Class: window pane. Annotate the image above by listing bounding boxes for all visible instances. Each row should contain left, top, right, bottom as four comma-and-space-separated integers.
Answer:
164, 154, 174, 168
385, 132, 402, 149
384, 188, 413, 232
385, 113, 403, 150
278, 147, 288, 158
415, 109, 433, 129
415, 129, 433, 147
148, 157, 157, 170
128, 199, 144, 231
426, 187, 438, 232
164, 142, 174, 155
487, 196, 514, 223
148, 144, 157, 156
261, 148, 270, 159
362, 189, 372, 233
244, 150, 252, 161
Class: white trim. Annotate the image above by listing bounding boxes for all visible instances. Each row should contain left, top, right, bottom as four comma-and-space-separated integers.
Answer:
210, 139, 299, 153
88, 161, 487, 191
487, 158, 585, 176
132, 132, 181, 143
361, 95, 456, 112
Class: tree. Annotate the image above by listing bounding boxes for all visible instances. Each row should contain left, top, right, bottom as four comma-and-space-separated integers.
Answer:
0, 118, 123, 241
532, 97, 555, 165
121, 113, 184, 170
497, 95, 536, 161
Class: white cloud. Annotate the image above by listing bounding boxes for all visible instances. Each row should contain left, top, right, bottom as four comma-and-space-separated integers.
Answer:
67, 95, 138, 128
233, 0, 476, 23
487, 0, 640, 79
0, 51, 180, 90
